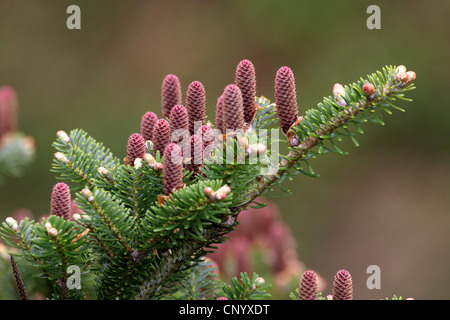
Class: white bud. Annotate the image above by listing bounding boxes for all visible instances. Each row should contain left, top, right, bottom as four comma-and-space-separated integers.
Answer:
5, 217, 18, 231
56, 130, 70, 143
216, 185, 231, 195
72, 214, 81, 221
97, 166, 109, 176
332, 83, 345, 97
153, 162, 163, 171
81, 188, 93, 202
143, 153, 155, 165
247, 143, 267, 155
44, 222, 52, 231
214, 185, 231, 200
405, 71, 416, 83
253, 277, 265, 289
332, 83, 347, 107
396, 65, 407, 74
238, 136, 249, 149
204, 187, 214, 198
395, 72, 408, 83
134, 158, 143, 169
54, 152, 69, 163
47, 227, 58, 237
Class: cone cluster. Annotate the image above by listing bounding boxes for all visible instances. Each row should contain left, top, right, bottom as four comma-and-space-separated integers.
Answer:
130, 59, 302, 196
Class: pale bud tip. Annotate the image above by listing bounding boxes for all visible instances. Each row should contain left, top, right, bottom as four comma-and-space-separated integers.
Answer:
5, 217, 18, 231
333, 83, 347, 107
396, 65, 407, 74
56, 130, 70, 143
208, 185, 231, 201
81, 188, 93, 202
47, 227, 58, 237
332, 83, 345, 97
247, 143, 267, 155
134, 158, 143, 169
406, 71, 416, 83
143, 153, 155, 165
97, 167, 109, 175
153, 162, 163, 171
54, 152, 69, 163
253, 277, 265, 288
204, 187, 214, 197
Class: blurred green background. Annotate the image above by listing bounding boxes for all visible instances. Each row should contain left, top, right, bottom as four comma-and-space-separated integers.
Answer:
0, 0, 448, 299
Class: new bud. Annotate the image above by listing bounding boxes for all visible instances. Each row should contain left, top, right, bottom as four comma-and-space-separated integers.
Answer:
56, 130, 70, 143
81, 188, 93, 202
333, 83, 347, 107
204, 187, 214, 198
214, 185, 231, 200
406, 71, 416, 83
47, 227, 58, 237
5, 217, 18, 231
97, 166, 109, 176
143, 153, 156, 165
134, 158, 143, 169
395, 65, 407, 74
247, 143, 267, 155
362, 82, 375, 97
253, 277, 265, 289
54, 152, 69, 164
44, 222, 52, 231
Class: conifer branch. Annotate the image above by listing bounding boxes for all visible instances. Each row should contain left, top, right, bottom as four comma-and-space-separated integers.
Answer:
234, 65, 416, 212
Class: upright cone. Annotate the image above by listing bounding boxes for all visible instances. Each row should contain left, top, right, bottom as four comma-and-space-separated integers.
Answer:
235, 59, 257, 124
161, 74, 182, 119
50, 182, 72, 220
163, 143, 183, 195
274, 66, 299, 136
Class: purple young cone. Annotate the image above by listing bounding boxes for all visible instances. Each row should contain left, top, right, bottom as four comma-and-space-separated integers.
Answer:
274, 66, 299, 136
185, 81, 206, 135
50, 182, 72, 220
235, 59, 257, 124
161, 74, 182, 120
140, 112, 158, 142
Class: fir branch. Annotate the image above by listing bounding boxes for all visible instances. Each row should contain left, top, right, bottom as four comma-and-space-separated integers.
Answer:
75, 187, 135, 254
175, 258, 220, 300
234, 65, 416, 212
52, 129, 120, 189
135, 222, 233, 300
219, 272, 270, 300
